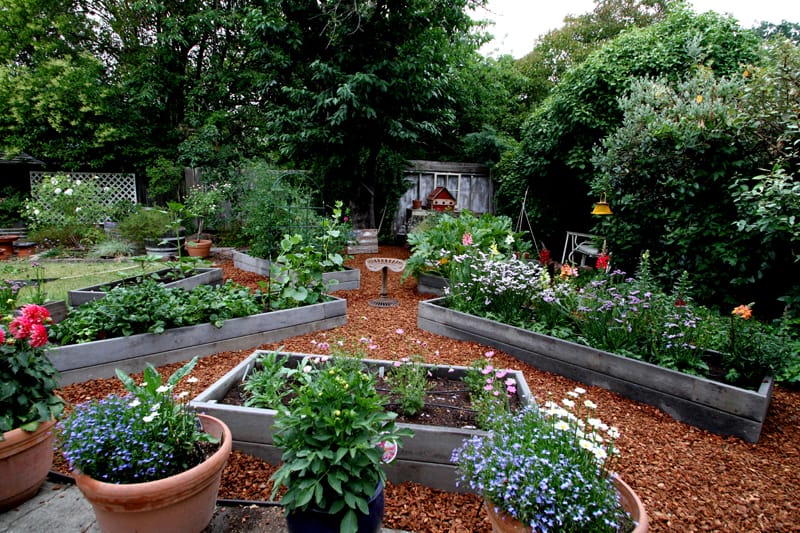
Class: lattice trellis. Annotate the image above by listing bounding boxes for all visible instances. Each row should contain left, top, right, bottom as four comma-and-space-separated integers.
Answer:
30, 171, 137, 205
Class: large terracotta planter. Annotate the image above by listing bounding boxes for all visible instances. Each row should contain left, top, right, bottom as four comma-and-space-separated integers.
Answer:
484, 475, 648, 533
0, 418, 56, 511
185, 239, 212, 258
73, 414, 231, 533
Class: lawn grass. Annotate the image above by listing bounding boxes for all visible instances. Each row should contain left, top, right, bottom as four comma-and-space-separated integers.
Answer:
0, 258, 165, 305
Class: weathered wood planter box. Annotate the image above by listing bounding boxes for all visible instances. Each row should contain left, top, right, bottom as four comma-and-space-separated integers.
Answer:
191, 351, 534, 492
67, 267, 224, 307
232, 251, 360, 292
418, 298, 773, 443
415, 272, 449, 296
48, 298, 347, 386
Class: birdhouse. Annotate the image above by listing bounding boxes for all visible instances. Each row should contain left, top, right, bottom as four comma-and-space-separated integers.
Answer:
426, 187, 456, 212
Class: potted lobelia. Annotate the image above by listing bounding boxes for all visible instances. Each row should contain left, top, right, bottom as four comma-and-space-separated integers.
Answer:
56, 357, 232, 533
270, 354, 414, 533
0, 304, 65, 511
452, 386, 648, 533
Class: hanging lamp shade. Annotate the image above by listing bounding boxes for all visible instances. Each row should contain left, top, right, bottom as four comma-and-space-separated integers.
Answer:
591, 193, 613, 215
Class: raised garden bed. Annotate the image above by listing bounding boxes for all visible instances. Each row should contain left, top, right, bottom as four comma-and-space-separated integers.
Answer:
48, 298, 347, 387
418, 297, 773, 443
67, 267, 223, 307
415, 272, 448, 296
232, 250, 360, 292
190, 351, 533, 492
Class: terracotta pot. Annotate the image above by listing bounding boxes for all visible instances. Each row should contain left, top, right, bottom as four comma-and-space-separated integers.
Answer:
484, 475, 648, 533
185, 239, 212, 258
0, 418, 56, 511
412, 199, 422, 209
74, 414, 232, 533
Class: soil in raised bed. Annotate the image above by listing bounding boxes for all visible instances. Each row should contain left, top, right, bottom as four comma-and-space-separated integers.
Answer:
219, 372, 519, 429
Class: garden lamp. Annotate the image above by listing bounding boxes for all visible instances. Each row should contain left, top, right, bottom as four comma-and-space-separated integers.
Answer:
591, 193, 613, 216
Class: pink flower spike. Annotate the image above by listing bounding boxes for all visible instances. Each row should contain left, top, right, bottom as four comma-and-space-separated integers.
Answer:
480, 365, 493, 375
507, 385, 517, 395
484, 351, 495, 358
393, 361, 402, 367
483, 384, 494, 391
493, 390, 501, 397
505, 378, 516, 386
495, 369, 508, 378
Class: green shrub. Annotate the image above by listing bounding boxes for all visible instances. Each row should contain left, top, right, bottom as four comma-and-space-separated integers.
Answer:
117, 207, 174, 248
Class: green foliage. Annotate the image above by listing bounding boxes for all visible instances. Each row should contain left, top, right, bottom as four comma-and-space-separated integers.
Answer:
88, 239, 134, 259
117, 207, 174, 248
497, 5, 761, 244
385, 355, 428, 417
463, 355, 517, 429
183, 182, 233, 239
56, 357, 218, 483
243, 350, 292, 410
403, 211, 530, 281
240, 166, 321, 260
0, 304, 64, 436
51, 279, 261, 344
0, 187, 26, 227
270, 355, 414, 533
264, 234, 335, 310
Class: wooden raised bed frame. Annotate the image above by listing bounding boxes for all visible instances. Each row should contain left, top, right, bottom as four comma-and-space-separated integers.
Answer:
191, 351, 534, 492
418, 297, 773, 443
232, 251, 360, 292
49, 298, 347, 386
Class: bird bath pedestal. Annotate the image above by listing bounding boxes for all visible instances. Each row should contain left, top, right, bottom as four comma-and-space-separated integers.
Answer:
364, 257, 406, 308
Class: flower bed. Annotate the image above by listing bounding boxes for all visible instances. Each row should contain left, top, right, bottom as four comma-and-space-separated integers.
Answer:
418, 298, 773, 443
67, 267, 223, 307
232, 251, 360, 291
190, 351, 534, 492
48, 298, 347, 386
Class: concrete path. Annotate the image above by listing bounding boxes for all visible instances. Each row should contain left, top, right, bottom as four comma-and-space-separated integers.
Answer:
0, 478, 409, 533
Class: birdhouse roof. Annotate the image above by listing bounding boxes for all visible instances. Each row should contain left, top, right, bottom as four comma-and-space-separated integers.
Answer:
427, 187, 455, 201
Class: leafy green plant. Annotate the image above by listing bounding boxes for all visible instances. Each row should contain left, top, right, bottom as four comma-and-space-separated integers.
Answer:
270, 355, 413, 533
183, 182, 232, 240
117, 207, 174, 249
50, 279, 261, 345
0, 278, 24, 314
0, 304, 64, 436
264, 233, 333, 310
56, 357, 217, 483
385, 355, 428, 417
452, 388, 628, 532
243, 350, 292, 410
403, 211, 529, 281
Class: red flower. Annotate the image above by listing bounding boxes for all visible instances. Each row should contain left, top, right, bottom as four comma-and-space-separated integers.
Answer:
9, 316, 32, 340
0, 328, 5, 345
539, 248, 551, 265
28, 323, 48, 348
595, 253, 610, 270
20, 304, 51, 325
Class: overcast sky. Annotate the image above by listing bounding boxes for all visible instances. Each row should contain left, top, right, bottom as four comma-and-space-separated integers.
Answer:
475, 0, 800, 58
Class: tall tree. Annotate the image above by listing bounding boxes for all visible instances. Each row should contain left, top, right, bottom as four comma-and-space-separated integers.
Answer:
261, 0, 488, 226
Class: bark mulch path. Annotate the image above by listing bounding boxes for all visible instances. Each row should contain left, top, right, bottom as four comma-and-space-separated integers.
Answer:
55, 246, 800, 532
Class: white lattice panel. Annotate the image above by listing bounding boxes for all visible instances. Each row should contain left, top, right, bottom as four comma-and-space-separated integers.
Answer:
30, 172, 137, 205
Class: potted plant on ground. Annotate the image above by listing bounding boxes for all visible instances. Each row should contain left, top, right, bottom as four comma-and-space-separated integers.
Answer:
55, 357, 232, 532
0, 304, 65, 511
183, 182, 231, 258
270, 354, 414, 533
452, 386, 648, 532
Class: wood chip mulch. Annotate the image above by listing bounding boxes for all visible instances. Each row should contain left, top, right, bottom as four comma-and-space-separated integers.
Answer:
55, 246, 800, 532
